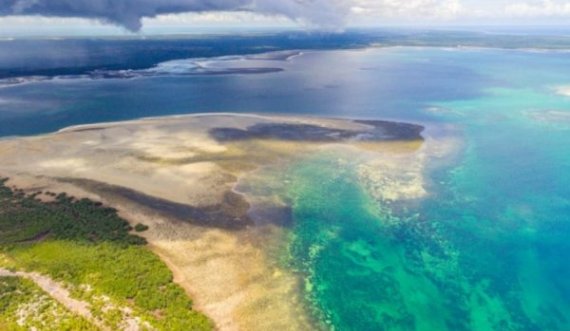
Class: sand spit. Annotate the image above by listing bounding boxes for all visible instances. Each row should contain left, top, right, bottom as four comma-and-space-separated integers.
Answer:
0, 114, 430, 331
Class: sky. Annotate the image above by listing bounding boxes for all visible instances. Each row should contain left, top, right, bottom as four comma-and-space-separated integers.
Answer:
0, 0, 569, 36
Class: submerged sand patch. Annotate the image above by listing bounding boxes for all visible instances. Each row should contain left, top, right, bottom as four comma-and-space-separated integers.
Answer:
526, 110, 570, 128
554, 85, 570, 97
0, 113, 445, 331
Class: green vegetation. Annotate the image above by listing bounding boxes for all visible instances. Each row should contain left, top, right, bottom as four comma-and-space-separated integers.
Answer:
0, 276, 96, 330
0, 179, 144, 245
0, 178, 212, 331
134, 223, 149, 233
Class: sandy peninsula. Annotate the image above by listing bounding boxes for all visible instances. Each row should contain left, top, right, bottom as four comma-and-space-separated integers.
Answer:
0, 113, 435, 331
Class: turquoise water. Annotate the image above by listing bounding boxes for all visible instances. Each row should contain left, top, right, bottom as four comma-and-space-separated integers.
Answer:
279, 49, 570, 330
286, 155, 455, 331
284, 145, 569, 330
2, 47, 570, 330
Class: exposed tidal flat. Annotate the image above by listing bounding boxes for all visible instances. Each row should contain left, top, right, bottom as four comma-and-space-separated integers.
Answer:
0, 113, 439, 330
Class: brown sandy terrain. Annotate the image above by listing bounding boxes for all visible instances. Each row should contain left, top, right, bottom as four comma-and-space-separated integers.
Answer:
0, 113, 440, 331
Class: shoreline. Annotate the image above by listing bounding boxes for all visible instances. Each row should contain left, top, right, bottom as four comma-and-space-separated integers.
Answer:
54, 112, 428, 144
0, 113, 430, 331
4, 44, 570, 95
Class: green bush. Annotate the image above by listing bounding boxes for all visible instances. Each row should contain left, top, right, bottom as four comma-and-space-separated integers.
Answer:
134, 223, 150, 232
0, 276, 97, 330
0, 179, 213, 331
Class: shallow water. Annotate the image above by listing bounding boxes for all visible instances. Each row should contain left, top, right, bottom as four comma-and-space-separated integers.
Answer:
279, 49, 570, 330
2, 47, 570, 330
282, 147, 569, 330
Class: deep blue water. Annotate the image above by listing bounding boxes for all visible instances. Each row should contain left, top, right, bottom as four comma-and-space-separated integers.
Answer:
1, 47, 491, 136
1, 47, 569, 136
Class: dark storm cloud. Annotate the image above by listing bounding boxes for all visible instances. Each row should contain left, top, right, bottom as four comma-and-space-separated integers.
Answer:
0, 0, 349, 31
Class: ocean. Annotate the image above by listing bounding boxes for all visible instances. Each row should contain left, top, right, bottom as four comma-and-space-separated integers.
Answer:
1, 40, 569, 330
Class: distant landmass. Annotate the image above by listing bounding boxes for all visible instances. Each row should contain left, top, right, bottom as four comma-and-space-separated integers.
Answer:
3, 29, 570, 80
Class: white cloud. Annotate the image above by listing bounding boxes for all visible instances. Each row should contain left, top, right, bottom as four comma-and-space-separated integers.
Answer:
350, 0, 463, 21
505, 0, 570, 17
1, 0, 570, 33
